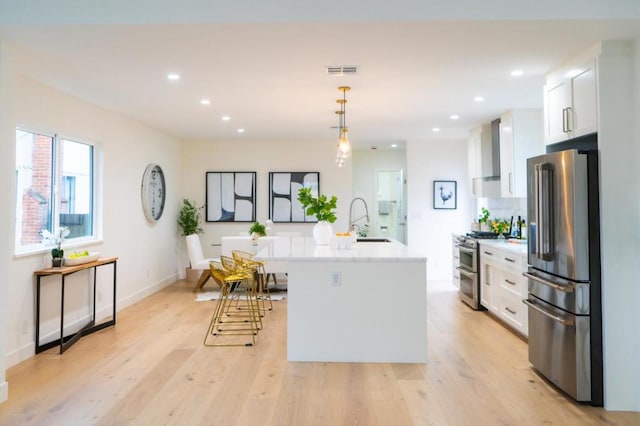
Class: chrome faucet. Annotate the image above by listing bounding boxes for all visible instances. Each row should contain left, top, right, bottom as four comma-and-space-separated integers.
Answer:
349, 197, 370, 231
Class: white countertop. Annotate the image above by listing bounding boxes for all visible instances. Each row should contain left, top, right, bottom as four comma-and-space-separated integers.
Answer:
255, 236, 426, 263
478, 239, 528, 256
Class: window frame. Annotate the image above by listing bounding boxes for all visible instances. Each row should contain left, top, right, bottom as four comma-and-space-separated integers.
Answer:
14, 127, 101, 256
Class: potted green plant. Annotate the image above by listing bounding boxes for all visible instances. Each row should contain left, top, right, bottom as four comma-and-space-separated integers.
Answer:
177, 198, 203, 236
478, 207, 490, 232
248, 221, 267, 240
177, 198, 204, 282
41, 226, 70, 267
297, 187, 338, 245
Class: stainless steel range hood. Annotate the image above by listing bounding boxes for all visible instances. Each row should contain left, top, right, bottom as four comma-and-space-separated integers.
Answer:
472, 118, 501, 198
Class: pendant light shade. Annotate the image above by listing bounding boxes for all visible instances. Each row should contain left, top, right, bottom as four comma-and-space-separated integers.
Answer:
334, 86, 352, 166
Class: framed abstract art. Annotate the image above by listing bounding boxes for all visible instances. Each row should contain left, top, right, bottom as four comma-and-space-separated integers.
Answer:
205, 172, 257, 222
269, 172, 319, 222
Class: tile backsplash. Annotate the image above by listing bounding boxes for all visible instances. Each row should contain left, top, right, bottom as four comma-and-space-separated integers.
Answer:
475, 197, 526, 225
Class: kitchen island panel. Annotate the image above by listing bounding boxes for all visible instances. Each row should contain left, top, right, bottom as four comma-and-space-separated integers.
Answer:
287, 259, 427, 363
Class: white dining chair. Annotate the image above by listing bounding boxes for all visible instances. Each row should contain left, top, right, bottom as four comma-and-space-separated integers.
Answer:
186, 234, 220, 292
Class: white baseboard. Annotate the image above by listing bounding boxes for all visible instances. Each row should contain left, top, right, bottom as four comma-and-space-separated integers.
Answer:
117, 273, 177, 310
0, 381, 8, 403
4, 273, 178, 369
5, 343, 34, 369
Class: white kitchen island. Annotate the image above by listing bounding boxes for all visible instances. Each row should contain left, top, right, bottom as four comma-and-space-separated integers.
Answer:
255, 237, 427, 363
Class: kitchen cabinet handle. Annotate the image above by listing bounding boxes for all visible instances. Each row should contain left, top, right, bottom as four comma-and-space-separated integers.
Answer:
505, 279, 516, 285
562, 107, 567, 133
483, 251, 493, 256
523, 272, 574, 293
504, 257, 515, 263
522, 299, 574, 326
565, 106, 572, 132
505, 307, 516, 315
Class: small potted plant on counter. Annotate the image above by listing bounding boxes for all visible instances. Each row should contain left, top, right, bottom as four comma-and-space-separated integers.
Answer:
248, 221, 267, 240
41, 226, 70, 267
297, 187, 338, 245
479, 207, 490, 232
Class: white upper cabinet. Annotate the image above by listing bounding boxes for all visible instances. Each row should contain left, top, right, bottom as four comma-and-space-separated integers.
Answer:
499, 110, 543, 198
544, 58, 597, 144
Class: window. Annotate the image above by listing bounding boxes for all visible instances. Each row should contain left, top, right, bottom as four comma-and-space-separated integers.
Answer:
15, 129, 95, 254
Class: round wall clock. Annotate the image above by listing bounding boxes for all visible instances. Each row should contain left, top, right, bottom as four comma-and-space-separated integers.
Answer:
141, 163, 166, 222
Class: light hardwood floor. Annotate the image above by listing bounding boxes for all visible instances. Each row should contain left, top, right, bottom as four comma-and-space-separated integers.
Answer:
1, 280, 638, 425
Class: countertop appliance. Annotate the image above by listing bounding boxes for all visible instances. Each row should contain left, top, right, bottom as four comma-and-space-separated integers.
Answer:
524, 147, 602, 405
454, 231, 498, 310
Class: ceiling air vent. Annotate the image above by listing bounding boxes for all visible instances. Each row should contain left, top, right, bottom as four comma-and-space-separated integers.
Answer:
326, 65, 359, 76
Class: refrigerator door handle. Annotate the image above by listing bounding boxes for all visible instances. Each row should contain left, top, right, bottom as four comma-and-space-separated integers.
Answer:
523, 272, 575, 293
535, 162, 555, 261
523, 299, 574, 326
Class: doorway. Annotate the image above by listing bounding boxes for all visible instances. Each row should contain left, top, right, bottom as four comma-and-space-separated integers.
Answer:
375, 170, 406, 243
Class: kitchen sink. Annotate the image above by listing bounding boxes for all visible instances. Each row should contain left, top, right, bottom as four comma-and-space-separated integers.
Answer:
356, 238, 391, 243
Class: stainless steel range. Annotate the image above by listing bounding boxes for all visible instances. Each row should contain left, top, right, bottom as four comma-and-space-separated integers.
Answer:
454, 232, 498, 310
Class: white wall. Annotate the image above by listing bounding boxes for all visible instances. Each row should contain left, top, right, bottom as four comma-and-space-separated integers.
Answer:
1, 47, 183, 371
598, 40, 640, 411
179, 139, 353, 261
0, 43, 14, 403
406, 138, 474, 280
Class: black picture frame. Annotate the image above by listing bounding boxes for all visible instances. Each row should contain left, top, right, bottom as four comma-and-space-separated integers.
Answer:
205, 172, 257, 222
269, 172, 320, 222
433, 180, 457, 210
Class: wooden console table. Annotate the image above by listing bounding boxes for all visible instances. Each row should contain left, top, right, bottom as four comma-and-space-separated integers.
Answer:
34, 257, 118, 354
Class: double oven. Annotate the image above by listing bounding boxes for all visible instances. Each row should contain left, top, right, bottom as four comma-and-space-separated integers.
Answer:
453, 234, 481, 310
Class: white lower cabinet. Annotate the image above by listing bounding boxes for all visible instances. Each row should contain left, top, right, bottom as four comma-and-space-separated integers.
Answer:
479, 242, 528, 337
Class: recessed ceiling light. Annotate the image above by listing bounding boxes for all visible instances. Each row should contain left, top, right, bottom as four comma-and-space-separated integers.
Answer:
432, 127, 441, 132
237, 128, 245, 133
450, 114, 459, 120
391, 144, 398, 148
200, 99, 211, 105
474, 96, 485, 102
510, 70, 524, 77
167, 73, 180, 81
221, 115, 231, 121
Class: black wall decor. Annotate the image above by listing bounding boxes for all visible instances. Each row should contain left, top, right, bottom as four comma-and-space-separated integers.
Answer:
269, 172, 319, 222
206, 172, 256, 222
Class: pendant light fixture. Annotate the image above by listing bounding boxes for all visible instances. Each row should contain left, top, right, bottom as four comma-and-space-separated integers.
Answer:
335, 86, 352, 168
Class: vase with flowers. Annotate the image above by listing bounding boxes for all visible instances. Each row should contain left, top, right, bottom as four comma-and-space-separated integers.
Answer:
491, 219, 510, 240
41, 227, 70, 267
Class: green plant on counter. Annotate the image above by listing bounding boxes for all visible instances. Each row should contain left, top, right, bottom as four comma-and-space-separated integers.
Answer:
297, 187, 338, 223
248, 221, 267, 237
478, 207, 490, 224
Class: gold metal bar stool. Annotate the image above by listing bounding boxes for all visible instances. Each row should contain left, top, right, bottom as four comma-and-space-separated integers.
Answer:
231, 249, 273, 313
220, 255, 263, 330
203, 260, 260, 347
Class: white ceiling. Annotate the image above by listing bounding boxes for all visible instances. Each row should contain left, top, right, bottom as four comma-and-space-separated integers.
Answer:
1, 2, 640, 149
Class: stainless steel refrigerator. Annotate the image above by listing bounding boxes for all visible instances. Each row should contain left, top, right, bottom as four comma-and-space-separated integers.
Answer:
524, 147, 602, 405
